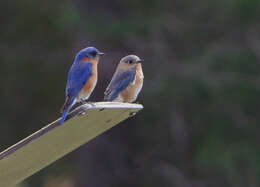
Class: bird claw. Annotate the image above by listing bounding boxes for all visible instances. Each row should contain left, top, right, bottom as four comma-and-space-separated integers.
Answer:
79, 99, 95, 106
80, 100, 96, 107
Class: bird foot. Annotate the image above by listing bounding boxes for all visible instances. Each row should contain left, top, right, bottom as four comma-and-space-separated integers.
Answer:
80, 100, 96, 107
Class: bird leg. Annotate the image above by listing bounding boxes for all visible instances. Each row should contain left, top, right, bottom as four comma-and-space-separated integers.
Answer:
80, 99, 96, 107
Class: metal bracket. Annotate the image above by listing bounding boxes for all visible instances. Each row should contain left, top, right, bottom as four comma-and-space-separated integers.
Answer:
0, 102, 143, 187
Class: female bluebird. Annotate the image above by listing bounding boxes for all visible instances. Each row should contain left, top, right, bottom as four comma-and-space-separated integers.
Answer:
104, 55, 144, 103
60, 47, 104, 123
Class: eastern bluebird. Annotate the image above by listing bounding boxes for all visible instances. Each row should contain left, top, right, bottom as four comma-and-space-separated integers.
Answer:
60, 47, 104, 123
104, 55, 144, 103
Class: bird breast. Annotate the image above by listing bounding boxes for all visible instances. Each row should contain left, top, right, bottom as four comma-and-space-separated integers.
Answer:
77, 61, 98, 100
120, 64, 143, 102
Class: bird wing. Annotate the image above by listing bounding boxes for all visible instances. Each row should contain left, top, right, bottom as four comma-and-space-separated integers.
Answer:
104, 69, 136, 101
61, 62, 92, 113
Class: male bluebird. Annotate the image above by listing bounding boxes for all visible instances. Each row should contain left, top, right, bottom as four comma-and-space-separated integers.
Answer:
60, 47, 104, 123
104, 55, 144, 103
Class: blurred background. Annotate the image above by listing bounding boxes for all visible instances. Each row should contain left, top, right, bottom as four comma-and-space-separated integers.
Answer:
0, 0, 260, 186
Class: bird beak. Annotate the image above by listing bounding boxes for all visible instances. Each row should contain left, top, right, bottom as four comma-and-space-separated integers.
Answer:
98, 52, 105, 56
137, 59, 144, 63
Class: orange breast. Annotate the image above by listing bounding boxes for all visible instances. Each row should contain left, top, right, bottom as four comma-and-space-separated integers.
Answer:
77, 60, 98, 100
81, 57, 97, 63
119, 64, 144, 102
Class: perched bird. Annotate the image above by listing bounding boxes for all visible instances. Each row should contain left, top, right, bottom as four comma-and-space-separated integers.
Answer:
60, 47, 104, 123
104, 55, 144, 103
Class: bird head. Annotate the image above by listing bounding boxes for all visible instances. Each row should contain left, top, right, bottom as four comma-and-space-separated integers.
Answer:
119, 55, 143, 69
76, 47, 104, 61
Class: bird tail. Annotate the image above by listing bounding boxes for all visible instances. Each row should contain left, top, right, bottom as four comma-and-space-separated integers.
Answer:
60, 97, 75, 124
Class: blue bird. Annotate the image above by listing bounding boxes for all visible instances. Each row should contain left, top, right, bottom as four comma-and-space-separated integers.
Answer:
60, 47, 104, 123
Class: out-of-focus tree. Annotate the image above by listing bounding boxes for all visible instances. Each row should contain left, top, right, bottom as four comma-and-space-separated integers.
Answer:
0, 0, 260, 187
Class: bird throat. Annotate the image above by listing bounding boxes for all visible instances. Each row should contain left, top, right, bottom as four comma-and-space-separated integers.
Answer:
81, 57, 99, 64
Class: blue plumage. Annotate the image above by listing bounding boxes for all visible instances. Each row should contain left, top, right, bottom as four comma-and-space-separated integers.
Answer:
60, 62, 92, 123
66, 62, 92, 98
60, 46, 104, 123
104, 69, 136, 101
61, 98, 75, 123
75, 47, 100, 61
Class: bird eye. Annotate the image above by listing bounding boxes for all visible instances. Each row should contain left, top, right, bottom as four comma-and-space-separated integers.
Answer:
89, 51, 97, 57
129, 60, 133, 64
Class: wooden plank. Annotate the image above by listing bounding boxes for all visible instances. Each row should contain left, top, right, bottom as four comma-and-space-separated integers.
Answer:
0, 102, 143, 187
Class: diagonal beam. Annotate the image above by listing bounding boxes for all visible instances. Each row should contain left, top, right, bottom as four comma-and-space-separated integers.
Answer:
0, 102, 143, 187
